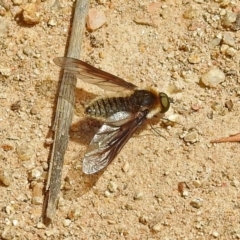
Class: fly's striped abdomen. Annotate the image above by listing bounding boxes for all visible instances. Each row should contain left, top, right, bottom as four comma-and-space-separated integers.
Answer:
85, 97, 130, 118
85, 90, 158, 118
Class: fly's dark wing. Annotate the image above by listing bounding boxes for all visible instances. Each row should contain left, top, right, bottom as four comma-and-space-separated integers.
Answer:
53, 57, 136, 92
82, 110, 148, 174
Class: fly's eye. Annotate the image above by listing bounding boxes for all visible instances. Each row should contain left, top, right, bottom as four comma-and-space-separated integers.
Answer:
159, 92, 170, 113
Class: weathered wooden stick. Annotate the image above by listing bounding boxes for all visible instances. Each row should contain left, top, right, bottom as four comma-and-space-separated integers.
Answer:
44, 0, 89, 222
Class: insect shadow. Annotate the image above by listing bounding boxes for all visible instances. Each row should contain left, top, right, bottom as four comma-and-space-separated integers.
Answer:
62, 88, 103, 198
64, 87, 168, 199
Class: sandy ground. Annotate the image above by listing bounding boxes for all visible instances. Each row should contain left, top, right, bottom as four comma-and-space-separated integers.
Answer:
0, 0, 240, 239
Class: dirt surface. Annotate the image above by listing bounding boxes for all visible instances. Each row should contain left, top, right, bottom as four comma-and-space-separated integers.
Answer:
0, 0, 240, 239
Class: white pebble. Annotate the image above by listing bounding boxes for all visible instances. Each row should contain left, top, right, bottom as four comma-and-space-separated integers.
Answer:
201, 68, 225, 87
12, 220, 19, 226
63, 219, 71, 227
36, 222, 46, 229
104, 190, 111, 197
108, 181, 118, 193
212, 231, 219, 238
152, 222, 162, 232
182, 190, 189, 197
47, 17, 57, 27
0, 67, 11, 76
5, 205, 15, 215
222, 32, 235, 46
29, 168, 43, 180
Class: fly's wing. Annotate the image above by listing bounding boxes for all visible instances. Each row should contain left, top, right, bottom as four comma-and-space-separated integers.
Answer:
82, 111, 148, 174
53, 57, 136, 92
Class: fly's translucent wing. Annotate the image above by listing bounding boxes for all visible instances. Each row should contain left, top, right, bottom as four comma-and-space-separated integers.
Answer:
53, 57, 136, 92
82, 110, 148, 174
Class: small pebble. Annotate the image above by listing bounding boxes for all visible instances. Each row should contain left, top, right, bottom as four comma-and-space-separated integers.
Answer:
133, 192, 143, 200
47, 17, 57, 27
108, 181, 118, 193
193, 180, 201, 188
63, 219, 71, 227
182, 190, 189, 197
221, 11, 237, 27
222, 32, 235, 46
0, 67, 11, 76
22, 3, 40, 25
191, 104, 201, 111
220, 44, 229, 54
0, 6, 7, 16
86, 8, 107, 31
152, 222, 162, 232
67, 209, 81, 220
5, 205, 15, 215
122, 162, 130, 172
10, 100, 21, 111
225, 100, 233, 111
190, 198, 203, 209
36, 222, 46, 229
231, 179, 240, 187
211, 102, 227, 116
28, 167, 43, 181
32, 196, 43, 205
23, 47, 33, 56
0, 169, 12, 186
30, 106, 38, 115
12, 220, 19, 226
201, 68, 225, 87
169, 207, 175, 214
225, 47, 237, 57
188, 53, 201, 64
125, 203, 134, 210
139, 215, 149, 225
184, 131, 199, 143
183, 7, 198, 19
208, 38, 221, 49
212, 231, 219, 238
16, 144, 33, 161
45, 229, 56, 237
178, 182, 185, 195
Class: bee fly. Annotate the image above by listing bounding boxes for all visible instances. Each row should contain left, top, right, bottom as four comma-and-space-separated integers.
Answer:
54, 57, 171, 174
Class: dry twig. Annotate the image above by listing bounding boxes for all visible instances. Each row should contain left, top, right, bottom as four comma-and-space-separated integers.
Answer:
211, 133, 240, 143
43, 0, 89, 222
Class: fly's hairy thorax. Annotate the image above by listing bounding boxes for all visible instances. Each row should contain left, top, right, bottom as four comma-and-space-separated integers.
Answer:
85, 89, 160, 118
